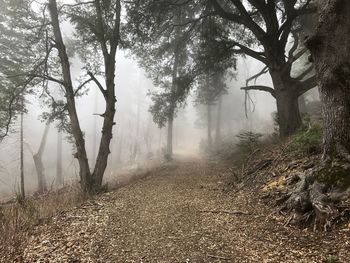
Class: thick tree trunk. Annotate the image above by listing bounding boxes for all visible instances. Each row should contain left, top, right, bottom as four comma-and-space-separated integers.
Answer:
207, 104, 213, 149
306, 0, 350, 159
279, 0, 350, 229
271, 71, 302, 138
215, 94, 222, 145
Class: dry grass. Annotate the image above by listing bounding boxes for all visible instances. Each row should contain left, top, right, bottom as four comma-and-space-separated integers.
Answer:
0, 162, 160, 262
0, 186, 85, 262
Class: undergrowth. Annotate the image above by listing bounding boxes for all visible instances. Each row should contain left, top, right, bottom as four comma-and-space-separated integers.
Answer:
288, 119, 323, 155
209, 131, 265, 163
0, 187, 85, 261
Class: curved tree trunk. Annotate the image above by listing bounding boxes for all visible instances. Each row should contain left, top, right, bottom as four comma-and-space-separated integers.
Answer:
306, 0, 350, 159
33, 123, 50, 193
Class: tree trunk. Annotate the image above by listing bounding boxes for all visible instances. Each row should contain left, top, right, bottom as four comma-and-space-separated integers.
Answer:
215, 94, 222, 144
48, 0, 91, 192
91, 77, 116, 189
92, 92, 98, 167
207, 104, 213, 149
271, 71, 302, 138
306, 0, 350, 159
90, 0, 120, 191
167, 114, 173, 158
56, 130, 63, 186
33, 123, 50, 193
279, 0, 350, 229
19, 101, 25, 200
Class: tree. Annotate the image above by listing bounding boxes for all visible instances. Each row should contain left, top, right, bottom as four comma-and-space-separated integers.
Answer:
0, 0, 38, 141
215, 94, 223, 144
196, 73, 227, 149
47, 0, 121, 192
279, 0, 350, 228
125, 0, 317, 137
127, 4, 196, 159
24, 123, 50, 193
194, 14, 233, 149
19, 99, 25, 200
208, 0, 318, 137
1, 0, 122, 193
56, 130, 63, 186
306, 0, 350, 160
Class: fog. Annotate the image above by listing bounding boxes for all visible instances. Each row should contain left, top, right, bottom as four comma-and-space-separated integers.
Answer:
0, 48, 318, 199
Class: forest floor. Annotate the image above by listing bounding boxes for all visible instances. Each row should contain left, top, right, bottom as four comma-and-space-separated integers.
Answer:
13, 155, 350, 263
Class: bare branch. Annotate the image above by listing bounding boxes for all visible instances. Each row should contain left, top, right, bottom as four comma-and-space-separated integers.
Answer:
87, 71, 107, 99
246, 66, 269, 84
295, 64, 314, 81
288, 47, 307, 64
288, 30, 299, 61
241, 85, 276, 97
297, 74, 317, 96
230, 41, 267, 64
74, 78, 93, 96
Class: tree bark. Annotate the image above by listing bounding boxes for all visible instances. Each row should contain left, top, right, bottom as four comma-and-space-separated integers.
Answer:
306, 0, 350, 159
270, 70, 302, 138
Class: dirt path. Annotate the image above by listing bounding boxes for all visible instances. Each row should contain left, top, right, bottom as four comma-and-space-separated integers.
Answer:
22, 158, 349, 263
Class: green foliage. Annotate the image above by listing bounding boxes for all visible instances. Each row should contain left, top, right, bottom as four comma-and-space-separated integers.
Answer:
288, 122, 323, 155
236, 131, 263, 155
0, 0, 41, 140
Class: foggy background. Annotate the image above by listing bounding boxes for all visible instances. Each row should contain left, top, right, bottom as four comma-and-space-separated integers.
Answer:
0, 47, 318, 199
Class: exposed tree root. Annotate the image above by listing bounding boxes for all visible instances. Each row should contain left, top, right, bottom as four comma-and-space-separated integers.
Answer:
280, 161, 350, 230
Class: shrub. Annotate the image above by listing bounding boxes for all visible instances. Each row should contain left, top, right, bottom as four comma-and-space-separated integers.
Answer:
208, 131, 263, 162
236, 131, 263, 155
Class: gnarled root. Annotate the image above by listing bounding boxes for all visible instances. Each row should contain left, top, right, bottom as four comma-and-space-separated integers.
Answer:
280, 162, 350, 230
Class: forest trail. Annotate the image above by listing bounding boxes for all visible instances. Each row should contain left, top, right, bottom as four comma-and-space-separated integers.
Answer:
22, 157, 349, 263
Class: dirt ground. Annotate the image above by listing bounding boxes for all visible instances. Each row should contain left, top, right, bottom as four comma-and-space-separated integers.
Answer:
16, 157, 350, 263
